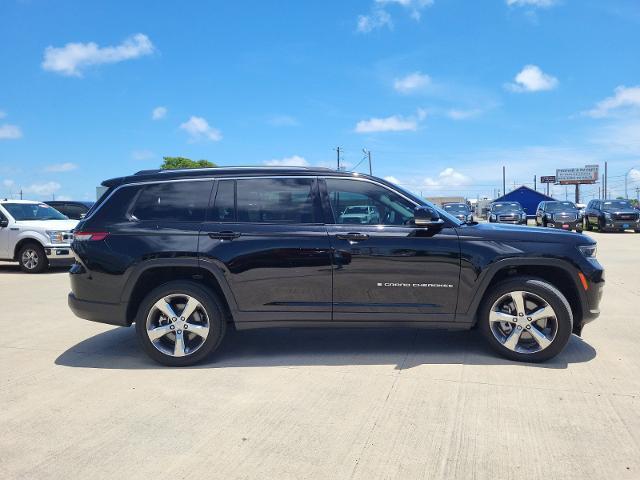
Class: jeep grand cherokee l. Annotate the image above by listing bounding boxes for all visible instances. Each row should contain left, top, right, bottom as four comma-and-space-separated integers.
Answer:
68, 167, 604, 366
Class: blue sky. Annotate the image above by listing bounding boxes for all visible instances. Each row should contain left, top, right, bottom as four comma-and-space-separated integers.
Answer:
1, 0, 640, 201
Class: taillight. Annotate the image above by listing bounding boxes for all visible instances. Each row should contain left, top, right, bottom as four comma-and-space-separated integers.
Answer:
74, 231, 109, 241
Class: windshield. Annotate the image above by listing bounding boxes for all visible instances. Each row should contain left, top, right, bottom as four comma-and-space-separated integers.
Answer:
603, 200, 633, 210
443, 203, 469, 213
2, 203, 68, 221
344, 206, 369, 214
492, 202, 521, 212
546, 201, 577, 212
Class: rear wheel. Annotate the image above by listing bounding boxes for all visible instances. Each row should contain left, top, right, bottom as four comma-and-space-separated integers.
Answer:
135, 281, 226, 366
18, 243, 48, 273
479, 277, 573, 362
583, 218, 591, 231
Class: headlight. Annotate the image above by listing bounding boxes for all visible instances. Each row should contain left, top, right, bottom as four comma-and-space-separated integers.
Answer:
490, 214, 496, 220
604, 212, 612, 219
46, 231, 70, 244
467, 214, 473, 221
578, 244, 597, 258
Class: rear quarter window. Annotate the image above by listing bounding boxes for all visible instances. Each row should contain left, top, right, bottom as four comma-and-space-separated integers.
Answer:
131, 181, 213, 222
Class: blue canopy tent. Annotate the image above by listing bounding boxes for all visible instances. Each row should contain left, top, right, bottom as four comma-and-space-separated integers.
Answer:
493, 186, 556, 218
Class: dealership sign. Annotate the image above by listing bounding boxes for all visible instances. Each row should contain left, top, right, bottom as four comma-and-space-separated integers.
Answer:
540, 176, 556, 184
556, 165, 599, 185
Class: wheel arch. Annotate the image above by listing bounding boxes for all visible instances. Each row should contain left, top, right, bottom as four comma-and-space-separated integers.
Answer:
13, 236, 45, 260
122, 259, 238, 326
460, 258, 585, 334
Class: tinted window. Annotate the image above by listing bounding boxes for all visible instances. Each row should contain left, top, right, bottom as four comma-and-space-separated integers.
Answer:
210, 180, 236, 222
2, 203, 67, 221
131, 181, 213, 222
58, 203, 89, 219
236, 178, 320, 224
325, 179, 415, 225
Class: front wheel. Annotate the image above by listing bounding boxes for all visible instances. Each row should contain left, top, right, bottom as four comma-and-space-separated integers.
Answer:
583, 218, 591, 231
479, 277, 573, 362
18, 243, 48, 273
135, 281, 227, 366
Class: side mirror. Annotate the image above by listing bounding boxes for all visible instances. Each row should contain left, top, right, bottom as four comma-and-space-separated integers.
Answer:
0, 218, 8, 228
413, 206, 444, 227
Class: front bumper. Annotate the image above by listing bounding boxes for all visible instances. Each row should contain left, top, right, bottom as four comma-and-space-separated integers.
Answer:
546, 220, 582, 231
44, 244, 74, 261
68, 293, 129, 327
603, 220, 640, 231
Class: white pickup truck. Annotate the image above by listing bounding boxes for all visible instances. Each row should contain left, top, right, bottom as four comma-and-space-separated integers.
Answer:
0, 200, 78, 273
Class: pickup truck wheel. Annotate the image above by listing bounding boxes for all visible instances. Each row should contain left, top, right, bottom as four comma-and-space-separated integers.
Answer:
135, 281, 226, 367
479, 277, 573, 362
18, 243, 48, 273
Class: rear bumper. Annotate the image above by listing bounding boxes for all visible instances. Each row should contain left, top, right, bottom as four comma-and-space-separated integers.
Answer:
68, 293, 129, 327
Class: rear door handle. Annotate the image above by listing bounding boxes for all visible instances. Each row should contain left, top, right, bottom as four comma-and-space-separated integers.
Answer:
208, 231, 241, 240
336, 232, 370, 242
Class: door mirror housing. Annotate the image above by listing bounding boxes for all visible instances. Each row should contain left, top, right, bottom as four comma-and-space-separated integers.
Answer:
413, 206, 444, 227
0, 218, 8, 228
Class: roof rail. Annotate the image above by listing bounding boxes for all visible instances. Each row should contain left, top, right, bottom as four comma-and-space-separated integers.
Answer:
134, 169, 162, 175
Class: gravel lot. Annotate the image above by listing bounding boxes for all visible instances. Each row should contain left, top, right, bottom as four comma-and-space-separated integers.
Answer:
1, 231, 639, 480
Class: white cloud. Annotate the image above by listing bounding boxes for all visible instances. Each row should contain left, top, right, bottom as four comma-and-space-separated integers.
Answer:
152, 106, 167, 120
2, 179, 14, 188
357, 9, 392, 33
424, 168, 471, 189
506, 65, 558, 92
507, 0, 557, 7
0, 124, 22, 139
584, 86, 640, 118
447, 108, 482, 120
393, 72, 430, 94
0, 111, 6, 119
45, 162, 77, 172
356, 109, 426, 133
42, 33, 154, 77
267, 115, 299, 127
131, 149, 155, 161
55, 195, 72, 201
384, 176, 400, 184
355, 115, 418, 133
23, 181, 61, 196
179, 116, 222, 142
264, 155, 309, 167
357, 0, 433, 32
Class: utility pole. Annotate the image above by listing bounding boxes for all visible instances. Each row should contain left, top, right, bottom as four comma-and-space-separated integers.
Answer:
361, 148, 372, 175
575, 184, 580, 204
502, 166, 506, 198
601, 174, 605, 199
19, 189, 23, 200
534, 175, 537, 191
336, 147, 341, 171
604, 161, 608, 199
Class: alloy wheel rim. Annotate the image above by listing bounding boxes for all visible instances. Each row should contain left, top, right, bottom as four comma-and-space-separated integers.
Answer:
22, 249, 39, 270
489, 290, 558, 354
146, 294, 210, 357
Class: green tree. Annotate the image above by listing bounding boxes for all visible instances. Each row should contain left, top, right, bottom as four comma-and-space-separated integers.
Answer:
160, 157, 216, 170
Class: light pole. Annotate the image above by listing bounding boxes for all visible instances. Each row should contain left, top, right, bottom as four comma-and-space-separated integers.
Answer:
625, 167, 638, 199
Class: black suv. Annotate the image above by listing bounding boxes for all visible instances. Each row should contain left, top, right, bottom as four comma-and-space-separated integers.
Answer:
488, 202, 527, 224
535, 201, 583, 232
68, 167, 604, 366
45, 201, 94, 220
442, 202, 473, 223
584, 199, 640, 233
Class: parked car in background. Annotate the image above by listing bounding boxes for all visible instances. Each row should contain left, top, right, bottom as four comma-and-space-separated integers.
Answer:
584, 199, 640, 232
488, 202, 527, 224
338, 205, 381, 224
68, 167, 603, 366
45, 201, 94, 220
535, 201, 583, 232
442, 202, 473, 223
0, 200, 78, 272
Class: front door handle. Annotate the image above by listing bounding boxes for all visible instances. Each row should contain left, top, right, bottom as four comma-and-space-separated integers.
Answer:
336, 232, 370, 242
208, 231, 241, 240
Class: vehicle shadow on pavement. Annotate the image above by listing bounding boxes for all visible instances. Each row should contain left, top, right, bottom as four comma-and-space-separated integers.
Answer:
55, 327, 596, 370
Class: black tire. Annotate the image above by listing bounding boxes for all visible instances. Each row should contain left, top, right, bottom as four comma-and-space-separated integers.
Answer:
542, 219, 548, 227
478, 276, 573, 362
18, 242, 48, 273
135, 280, 227, 366
583, 218, 591, 231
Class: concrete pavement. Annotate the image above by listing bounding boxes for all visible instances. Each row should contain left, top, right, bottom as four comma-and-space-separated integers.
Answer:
1, 231, 638, 480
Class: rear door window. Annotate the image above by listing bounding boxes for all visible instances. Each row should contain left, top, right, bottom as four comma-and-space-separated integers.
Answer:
235, 178, 320, 224
131, 181, 213, 222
